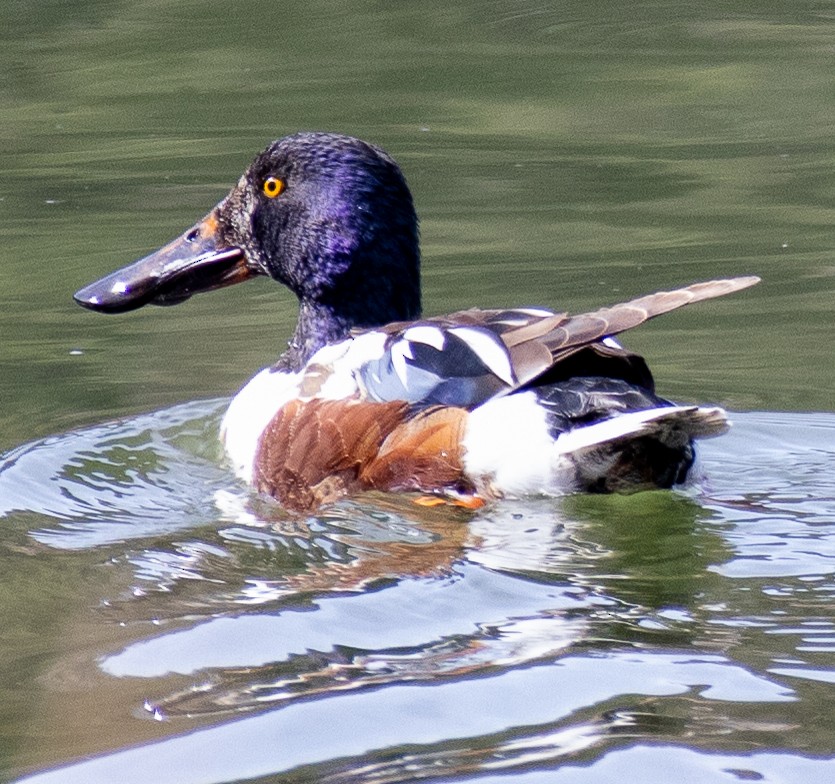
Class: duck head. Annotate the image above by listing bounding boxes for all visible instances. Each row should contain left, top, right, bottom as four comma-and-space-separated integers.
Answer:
75, 133, 421, 367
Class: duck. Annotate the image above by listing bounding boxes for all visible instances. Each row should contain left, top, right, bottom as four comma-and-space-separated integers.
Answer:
74, 132, 759, 512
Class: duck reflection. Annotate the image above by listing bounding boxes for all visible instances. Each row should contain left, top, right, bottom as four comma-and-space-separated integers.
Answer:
96, 486, 727, 722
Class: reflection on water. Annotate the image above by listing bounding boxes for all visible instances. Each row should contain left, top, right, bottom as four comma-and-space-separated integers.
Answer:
1, 403, 833, 782
0, 401, 228, 549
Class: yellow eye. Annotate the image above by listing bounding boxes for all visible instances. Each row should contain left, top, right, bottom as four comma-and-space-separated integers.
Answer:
262, 176, 284, 198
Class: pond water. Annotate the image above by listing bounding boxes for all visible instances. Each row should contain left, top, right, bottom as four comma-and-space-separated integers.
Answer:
1, 1, 833, 782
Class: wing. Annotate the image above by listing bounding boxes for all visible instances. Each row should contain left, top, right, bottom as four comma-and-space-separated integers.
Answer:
314, 276, 759, 409
356, 309, 559, 407
498, 276, 761, 390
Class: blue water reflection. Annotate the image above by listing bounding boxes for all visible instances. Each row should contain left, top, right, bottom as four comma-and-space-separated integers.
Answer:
18, 652, 795, 784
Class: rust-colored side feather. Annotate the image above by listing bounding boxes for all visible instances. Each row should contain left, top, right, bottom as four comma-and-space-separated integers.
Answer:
254, 399, 409, 511
361, 406, 470, 493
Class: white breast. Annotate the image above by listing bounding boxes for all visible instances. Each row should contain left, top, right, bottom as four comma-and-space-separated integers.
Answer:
220, 368, 302, 483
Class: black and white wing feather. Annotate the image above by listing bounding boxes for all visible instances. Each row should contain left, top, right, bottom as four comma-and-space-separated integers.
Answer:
353, 276, 759, 409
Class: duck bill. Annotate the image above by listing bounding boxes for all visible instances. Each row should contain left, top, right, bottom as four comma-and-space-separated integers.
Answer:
74, 211, 261, 314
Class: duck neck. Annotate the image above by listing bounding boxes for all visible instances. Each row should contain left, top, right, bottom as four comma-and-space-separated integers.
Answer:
274, 299, 354, 372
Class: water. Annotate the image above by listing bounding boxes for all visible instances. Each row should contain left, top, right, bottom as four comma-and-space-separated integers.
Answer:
2, 406, 834, 781
1, 0, 834, 781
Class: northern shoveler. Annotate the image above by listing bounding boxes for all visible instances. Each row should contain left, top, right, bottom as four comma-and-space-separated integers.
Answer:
74, 132, 759, 511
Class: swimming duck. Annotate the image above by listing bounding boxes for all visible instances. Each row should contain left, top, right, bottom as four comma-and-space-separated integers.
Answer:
74, 132, 759, 511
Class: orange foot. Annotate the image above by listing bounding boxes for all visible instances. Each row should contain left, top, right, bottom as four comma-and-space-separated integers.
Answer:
413, 494, 486, 510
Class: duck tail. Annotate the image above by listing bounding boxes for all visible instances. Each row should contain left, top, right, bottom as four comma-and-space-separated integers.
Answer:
555, 405, 729, 491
